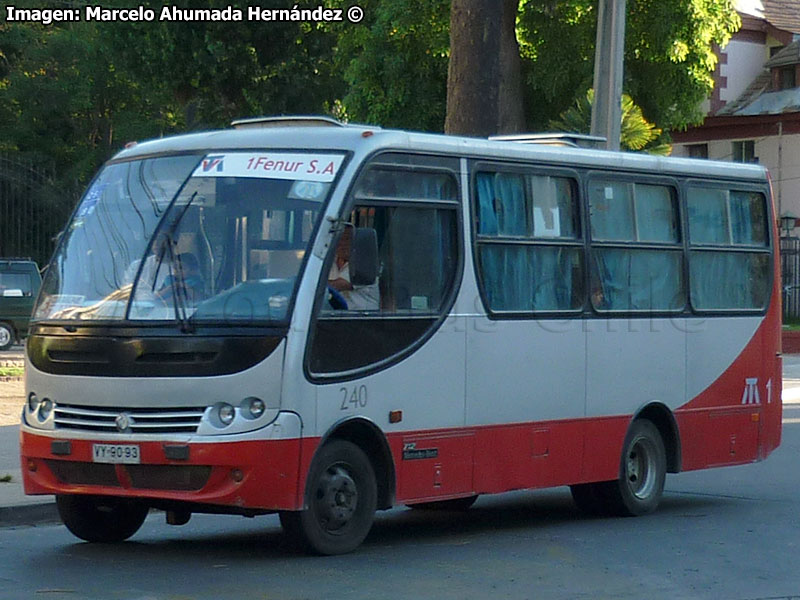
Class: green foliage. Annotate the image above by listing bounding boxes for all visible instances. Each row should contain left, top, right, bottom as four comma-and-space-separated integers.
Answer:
332, 0, 451, 131
0, 366, 24, 378
0, 0, 343, 191
0, 0, 740, 197
550, 89, 671, 154
105, 0, 343, 131
518, 0, 740, 131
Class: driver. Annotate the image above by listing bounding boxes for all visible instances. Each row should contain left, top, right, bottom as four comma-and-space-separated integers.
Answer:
327, 227, 379, 310
156, 253, 206, 306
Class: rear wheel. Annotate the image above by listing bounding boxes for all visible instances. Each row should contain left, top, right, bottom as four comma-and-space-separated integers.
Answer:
602, 420, 666, 516
56, 495, 149, 542
279, 440, 377, 555
0, 322, 14, 351
407, 495, 478, 511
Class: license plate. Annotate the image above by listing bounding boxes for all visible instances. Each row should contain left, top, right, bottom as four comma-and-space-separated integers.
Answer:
92, 444, 141, 464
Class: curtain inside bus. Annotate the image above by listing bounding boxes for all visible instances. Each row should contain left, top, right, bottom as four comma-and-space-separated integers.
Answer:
687, 189, 769, 310
476, 173, 579, 312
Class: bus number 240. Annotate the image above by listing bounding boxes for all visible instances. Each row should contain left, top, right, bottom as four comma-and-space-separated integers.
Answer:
340, 385, 368, 410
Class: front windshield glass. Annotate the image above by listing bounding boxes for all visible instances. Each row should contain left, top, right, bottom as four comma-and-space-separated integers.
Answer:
34, 151, 342, 325
34, 155, 200, 321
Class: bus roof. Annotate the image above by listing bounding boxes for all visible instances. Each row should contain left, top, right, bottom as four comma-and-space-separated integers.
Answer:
114, 121, 768, 183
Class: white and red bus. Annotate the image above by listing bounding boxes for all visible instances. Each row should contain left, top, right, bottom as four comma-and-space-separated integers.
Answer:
20, 117, 781, 554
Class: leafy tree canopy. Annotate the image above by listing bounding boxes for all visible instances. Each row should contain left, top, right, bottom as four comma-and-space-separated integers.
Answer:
341, 0, 740, 132
0, 0, 740, 190
517, 0, 739, 131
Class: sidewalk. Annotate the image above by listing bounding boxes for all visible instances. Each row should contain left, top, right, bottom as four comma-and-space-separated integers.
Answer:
0, 424, 59, 526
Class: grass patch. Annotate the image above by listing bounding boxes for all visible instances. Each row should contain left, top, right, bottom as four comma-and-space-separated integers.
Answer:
0, 474, 12, 483
0, 366, 23, 377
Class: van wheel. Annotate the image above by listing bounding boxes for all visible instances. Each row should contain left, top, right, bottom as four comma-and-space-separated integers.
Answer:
56, 495, 149, 542
601, 420, 666, 516
0, 323, 14, 351
407, 495, 478, 511
279, 440, 377, 555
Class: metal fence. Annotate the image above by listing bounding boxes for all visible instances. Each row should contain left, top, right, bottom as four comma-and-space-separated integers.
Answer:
781, 236, 800, 320
0, 153, 76, 267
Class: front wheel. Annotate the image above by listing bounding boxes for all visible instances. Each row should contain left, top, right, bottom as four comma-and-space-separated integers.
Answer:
56, 495, 149, 542
602, 420, 667, 516
0, 322, 14, 351
279, 440, 377, 555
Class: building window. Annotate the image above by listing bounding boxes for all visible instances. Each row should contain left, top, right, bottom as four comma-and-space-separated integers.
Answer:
780, 67, 796, 90
732, 140, 756, 163
687, 144, 708, 159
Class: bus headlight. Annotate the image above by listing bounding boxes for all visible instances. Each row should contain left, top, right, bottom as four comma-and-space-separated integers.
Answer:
217, 403, 235, 426
27, 392, 40, 413
245, 397, 265, 419
38, 398, 53, 421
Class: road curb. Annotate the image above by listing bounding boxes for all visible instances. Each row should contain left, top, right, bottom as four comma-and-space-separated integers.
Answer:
0, 501, 59, 528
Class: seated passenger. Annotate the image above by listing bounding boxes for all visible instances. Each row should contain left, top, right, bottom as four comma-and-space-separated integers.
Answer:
328, 228, 379, 310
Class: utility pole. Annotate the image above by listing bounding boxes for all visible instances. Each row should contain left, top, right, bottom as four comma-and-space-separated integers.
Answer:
590, 0, 626, 151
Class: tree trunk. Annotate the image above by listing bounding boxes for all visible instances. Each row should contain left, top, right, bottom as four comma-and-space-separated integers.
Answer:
498, 0, 526, 133
444, 0, 502, 136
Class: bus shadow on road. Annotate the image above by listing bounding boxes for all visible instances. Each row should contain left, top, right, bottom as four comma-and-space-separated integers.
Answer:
29, 488, 739, 565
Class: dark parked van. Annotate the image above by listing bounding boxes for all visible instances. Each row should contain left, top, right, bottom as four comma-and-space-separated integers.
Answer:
0, 259, 41, 350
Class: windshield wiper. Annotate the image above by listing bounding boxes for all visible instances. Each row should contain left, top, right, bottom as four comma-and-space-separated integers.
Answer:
159, 192, 198, 333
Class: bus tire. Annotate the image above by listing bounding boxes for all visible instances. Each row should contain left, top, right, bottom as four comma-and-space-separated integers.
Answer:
407, 495, 478, 511
602, 420, 666, 516
0, 322, 14, 351
280, 440, 377, 555
56, 494, 149, 542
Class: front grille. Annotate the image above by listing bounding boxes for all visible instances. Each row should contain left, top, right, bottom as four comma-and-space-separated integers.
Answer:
46, 460, 120, 487
45, 460, 211, 491
54, 403, 205, 434
127, 465, 211, 491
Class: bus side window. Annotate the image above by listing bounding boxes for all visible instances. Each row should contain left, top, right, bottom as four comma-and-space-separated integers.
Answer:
310, 161, 460, 376
475, 170, 583, 313
588, 180, 684, 313
687, 187, 770, 310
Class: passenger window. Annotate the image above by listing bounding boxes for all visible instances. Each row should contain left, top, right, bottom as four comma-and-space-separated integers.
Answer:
588, 180, 683, 312
589, 181, 678, 243
589, 182, 635, 241
687, 186, 770, 311
309, 158, 460, 376
475, 170, 583, 313
591, 249, 684, 311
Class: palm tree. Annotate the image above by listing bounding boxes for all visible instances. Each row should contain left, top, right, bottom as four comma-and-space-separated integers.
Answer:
550, 89, 671, 155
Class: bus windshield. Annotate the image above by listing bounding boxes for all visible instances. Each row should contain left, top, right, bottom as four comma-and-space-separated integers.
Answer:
34, 151, 342, 325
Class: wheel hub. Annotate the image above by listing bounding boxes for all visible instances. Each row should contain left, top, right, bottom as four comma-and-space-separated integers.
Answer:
0, 327, 11, 346
626, 438, 657, 499
316, 466, 358, 531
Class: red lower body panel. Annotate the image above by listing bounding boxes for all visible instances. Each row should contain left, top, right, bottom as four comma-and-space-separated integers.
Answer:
20, 431, 305, 511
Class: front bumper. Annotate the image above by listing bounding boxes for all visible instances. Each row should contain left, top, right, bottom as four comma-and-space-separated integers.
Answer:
20, 429, 304, 512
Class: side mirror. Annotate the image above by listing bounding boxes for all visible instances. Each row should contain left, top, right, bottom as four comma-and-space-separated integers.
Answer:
350, 227, 379, 285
